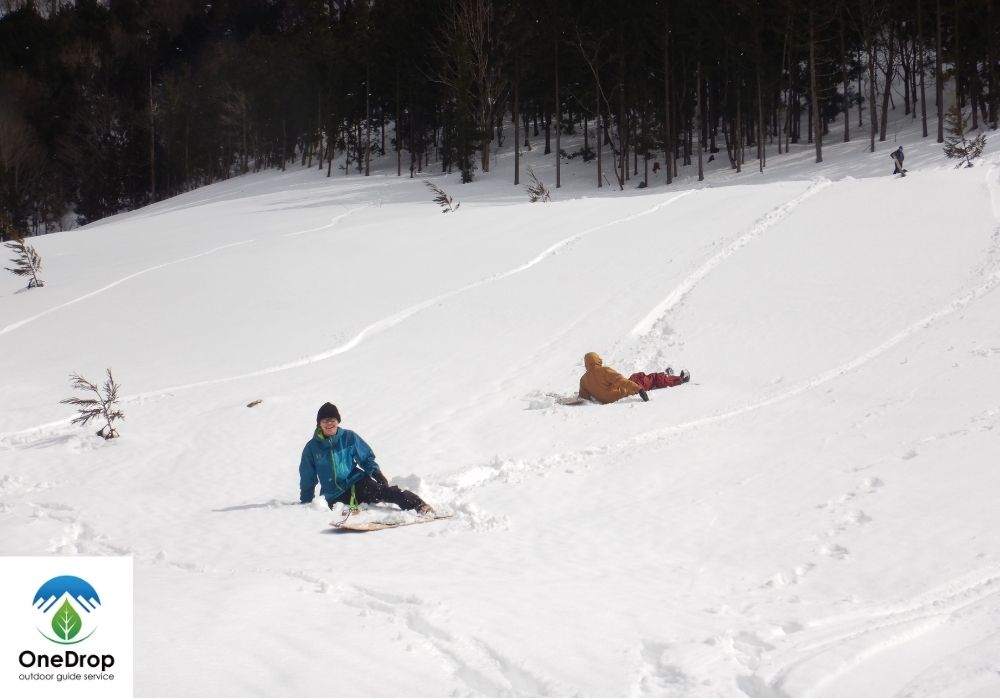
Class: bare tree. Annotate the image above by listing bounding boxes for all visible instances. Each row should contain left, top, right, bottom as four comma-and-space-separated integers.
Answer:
424, 180, 461, 213
4, 236, 44, 288
436, 0, 509, 173
574, 26, 622, 189
218, 86, 250, 174
525, 167, 552, 202
60, 370, 125, 440
0, 95, 46, 232
878, 22, 896, 141
861, 0, 882, 153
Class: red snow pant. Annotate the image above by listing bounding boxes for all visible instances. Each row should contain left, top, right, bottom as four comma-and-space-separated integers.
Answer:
628, 372, 683, 391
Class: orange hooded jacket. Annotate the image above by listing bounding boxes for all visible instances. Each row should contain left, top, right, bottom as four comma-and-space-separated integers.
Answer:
578, 352, 642, 404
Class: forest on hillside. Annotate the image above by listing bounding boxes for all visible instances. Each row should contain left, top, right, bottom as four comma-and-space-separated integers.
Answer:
0, 0, 997, 237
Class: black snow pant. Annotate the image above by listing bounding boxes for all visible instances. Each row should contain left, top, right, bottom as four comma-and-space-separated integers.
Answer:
328, 476, 425, 512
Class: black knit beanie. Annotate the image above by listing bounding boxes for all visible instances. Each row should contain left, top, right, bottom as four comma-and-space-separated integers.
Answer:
316, 402, 341, 423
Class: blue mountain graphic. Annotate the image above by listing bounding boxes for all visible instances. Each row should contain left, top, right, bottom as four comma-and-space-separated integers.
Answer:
33, 575, 101, 613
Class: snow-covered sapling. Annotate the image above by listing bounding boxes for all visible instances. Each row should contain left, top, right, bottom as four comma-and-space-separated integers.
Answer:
526, 167, 552, 203
943, 104, 987, 168
60, 370, 125, 439
4, 237, 45, 288
424, 181, 461, 213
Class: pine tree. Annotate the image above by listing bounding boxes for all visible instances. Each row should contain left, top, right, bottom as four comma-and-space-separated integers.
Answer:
4, 237, 45, 288
424, 181, 461, 213
943, 103, 987, 168
526, 168, 552, 203
59, 370, 125, 439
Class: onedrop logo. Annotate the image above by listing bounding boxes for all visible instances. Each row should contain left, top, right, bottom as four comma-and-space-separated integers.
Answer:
32, 576, 102, 645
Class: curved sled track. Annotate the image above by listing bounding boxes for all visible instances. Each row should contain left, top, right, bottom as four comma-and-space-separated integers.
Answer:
0, 241, 255, 337
630, 178, 831, 338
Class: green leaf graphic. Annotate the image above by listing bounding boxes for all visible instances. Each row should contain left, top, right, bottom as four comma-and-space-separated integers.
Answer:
51, 599, 81, 641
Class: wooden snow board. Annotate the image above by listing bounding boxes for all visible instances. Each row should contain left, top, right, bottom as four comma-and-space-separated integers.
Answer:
332, 513, 454, 532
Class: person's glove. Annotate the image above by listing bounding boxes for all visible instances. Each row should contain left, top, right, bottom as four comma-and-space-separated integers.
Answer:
372, 469, 389, 486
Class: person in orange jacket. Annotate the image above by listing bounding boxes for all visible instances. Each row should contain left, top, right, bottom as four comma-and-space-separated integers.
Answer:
578, 352, 690, 404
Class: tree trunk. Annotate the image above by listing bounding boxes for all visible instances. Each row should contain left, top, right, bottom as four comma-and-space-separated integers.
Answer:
149, 69, 156, 202
901, 24, 912, 115
936, 0, 945, 142
696, 60, 704, 181
365, 64, 371, 176
954, 0, 962, 113
555, 27, 561, 188
396, 69, 401, 176
664, 1, 673, 184
514, 55, 520, 186
867, 33, 878, 152
918, 0, 929, 137
544, 108, 551, 155
596, 83, 602, 188
779, 26, 787, 154
242, 98, 248, 174
481, 104, 493, 172
408, 84, 415, 177
991, 0, 999, 128
811, 6, 823, 162
857, 47, 864, 128
736, 90, 743, 173
618, 23, 626, 189
785, 23, 793, 152
184, 114, 189, 186
879, 22, 895, 141
840, 11, 850, 142
758, 68, 765, 171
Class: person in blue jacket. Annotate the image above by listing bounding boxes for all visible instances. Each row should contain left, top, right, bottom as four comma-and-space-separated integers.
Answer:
299, 402, 433, 514
891, 146, 906, 175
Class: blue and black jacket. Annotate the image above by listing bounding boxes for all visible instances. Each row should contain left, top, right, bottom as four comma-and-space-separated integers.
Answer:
299, 427, 380, 504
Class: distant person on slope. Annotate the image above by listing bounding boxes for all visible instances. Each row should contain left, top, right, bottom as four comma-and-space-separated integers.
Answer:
578, 351, 690, 404
891, 146, 906, 175
299, 402, 434, 515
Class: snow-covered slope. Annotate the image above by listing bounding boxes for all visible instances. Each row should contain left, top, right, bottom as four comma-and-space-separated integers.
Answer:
3, 110, 1000, 697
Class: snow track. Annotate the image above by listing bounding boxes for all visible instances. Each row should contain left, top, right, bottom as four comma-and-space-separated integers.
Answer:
628, 242, 1000, 447
0, 241, 253, 337
282, 206, 361, 237
630, 178, 831, 337
753, 568, 1000, 696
